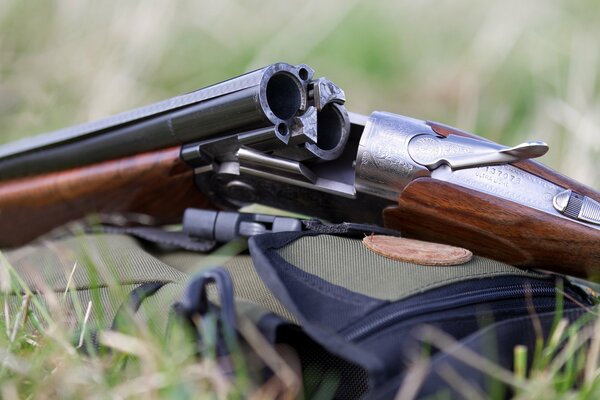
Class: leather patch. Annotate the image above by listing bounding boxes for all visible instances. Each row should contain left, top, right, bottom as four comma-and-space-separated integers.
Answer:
362, 235, 473, 266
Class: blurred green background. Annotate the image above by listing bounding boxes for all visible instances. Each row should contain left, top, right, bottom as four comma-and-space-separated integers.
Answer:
1, 0, 599, 187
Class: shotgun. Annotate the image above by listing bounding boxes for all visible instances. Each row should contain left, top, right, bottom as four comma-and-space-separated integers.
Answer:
1, 62, 599, 277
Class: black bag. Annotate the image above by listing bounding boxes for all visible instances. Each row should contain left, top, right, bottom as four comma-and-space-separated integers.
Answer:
243, 231, 593, 399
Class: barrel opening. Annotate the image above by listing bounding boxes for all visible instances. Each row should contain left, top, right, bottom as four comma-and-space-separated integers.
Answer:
316, 103, 344, 151
266, 72, 302, 120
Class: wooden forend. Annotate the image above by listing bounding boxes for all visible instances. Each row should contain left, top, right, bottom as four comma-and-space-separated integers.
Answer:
0, 147, 211, 247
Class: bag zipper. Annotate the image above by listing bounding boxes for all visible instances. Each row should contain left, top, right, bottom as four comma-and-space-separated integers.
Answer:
341, 283, 560, 342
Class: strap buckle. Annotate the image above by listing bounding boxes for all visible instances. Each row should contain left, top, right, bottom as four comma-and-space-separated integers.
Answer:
183, 209, 303, 242
174, 268, 238, 359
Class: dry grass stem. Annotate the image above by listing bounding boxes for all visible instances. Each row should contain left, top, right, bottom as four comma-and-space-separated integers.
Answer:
524, 285, 544, 346
9, 294, 31, 342
77, 300, 92, 349
0, 381, 19, 400
548, 318, 569, 350
416, 325, 524, 389
4, 299, 10, 338
438, 363, 487, 400
43, 325, 78, 357
63, 261, 78, 299
99, 330, 156, 362
584, 317, 600, 383
0, 348, 29, 375
251, 376, 289, 400
394, 358, 429, 400
548, 324, 595, 376
183, 362, 232, 396
238, 317, 301, 398
112, 371, 169, 398
0, 253, 11, 293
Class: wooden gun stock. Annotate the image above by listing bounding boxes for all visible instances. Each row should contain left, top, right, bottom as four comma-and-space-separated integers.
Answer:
383, 122, 600, 278
0, 147, 211, 247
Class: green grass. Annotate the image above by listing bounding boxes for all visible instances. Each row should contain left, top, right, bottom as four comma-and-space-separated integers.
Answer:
0, 247, 300, 399
0, 235, 310, 399
0, 297, 239, 399
2, 247, 600, 399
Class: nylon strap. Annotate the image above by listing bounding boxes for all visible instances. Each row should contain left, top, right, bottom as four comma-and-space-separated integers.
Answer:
94, 217, 400, 252
95, 226, 217, 252
302, 220, 401, 238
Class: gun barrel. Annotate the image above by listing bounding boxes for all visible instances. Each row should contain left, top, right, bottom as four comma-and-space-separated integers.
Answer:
0, 63, 311, 180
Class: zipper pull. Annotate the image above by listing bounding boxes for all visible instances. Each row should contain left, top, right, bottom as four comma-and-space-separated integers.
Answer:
564, 276, 600, 305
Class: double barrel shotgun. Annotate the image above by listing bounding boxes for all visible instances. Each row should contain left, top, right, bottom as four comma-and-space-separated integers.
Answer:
0, 63, 599, 277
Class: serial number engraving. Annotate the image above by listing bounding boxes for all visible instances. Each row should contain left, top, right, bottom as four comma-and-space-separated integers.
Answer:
444, 164, 561, 212
474, 166, 522, 187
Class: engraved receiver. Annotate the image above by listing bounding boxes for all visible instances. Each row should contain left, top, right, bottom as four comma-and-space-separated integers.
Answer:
356, 112, 600, 277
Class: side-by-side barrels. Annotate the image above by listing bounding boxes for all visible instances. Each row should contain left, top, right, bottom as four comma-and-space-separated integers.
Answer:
0, 63, 328, 179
